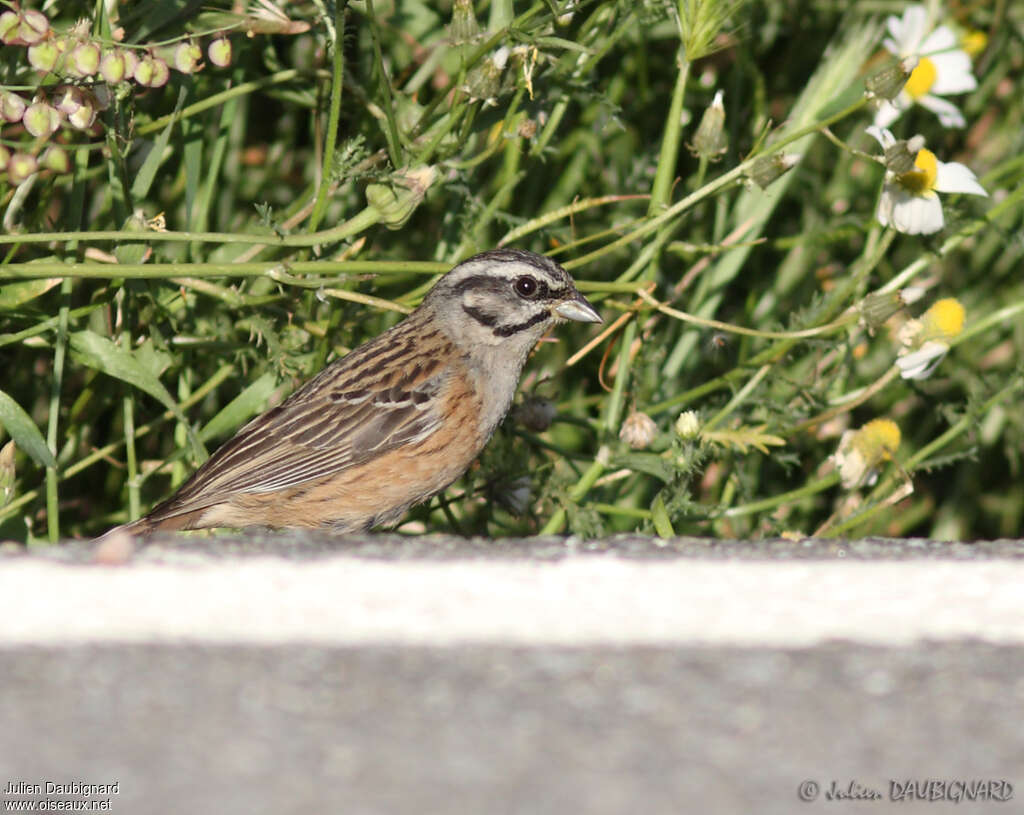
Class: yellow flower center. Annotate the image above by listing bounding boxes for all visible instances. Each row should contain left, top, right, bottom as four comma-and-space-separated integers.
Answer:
904, 56, 937, 99
897, 148, 938, 195
856, 419, 901, 463
961, 30, 986, 58
921, 298, 965, 341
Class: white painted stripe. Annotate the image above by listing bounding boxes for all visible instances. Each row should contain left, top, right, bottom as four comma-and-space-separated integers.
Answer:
2, 558, 1022, 646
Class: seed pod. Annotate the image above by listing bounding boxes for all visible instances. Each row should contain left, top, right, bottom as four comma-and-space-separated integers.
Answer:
23, 101, 61, 138
7, 152, 39, 184
120, 49, 140, 78
68, 41, 101, 77
99, 49, 126, 83
0, 11, 19, 43
67, 91, 97, 130
28, 40, 60, 73
0, 91, 27, 123
620, 411, 658, 450
173, 41, 203, 73
41, 146, 70, 173
18, 9, 50, 45
207, 37, 232, 68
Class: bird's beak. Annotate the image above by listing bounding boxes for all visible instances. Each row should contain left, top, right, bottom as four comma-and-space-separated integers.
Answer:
554, 293, 602, 324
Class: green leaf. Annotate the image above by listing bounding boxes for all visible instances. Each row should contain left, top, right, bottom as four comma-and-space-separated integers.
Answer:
613, 452, 675, 482
69, 330, 206, 460
199, 372, 279, 442
651, 493, 675, 538
131, 85, 188, 201
0, 278, 63, 309
70, 330, 178, 412
0, 390, 57, 469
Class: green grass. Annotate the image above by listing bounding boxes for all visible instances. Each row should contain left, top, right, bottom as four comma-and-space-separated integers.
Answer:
1, 0, 1021, 543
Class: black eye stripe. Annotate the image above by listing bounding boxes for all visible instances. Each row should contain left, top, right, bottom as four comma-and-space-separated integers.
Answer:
493, 309, 551, 337
463, 304, 498, 327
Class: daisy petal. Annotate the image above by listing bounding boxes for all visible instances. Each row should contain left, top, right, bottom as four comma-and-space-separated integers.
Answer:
933, 161, 988, 196
897, 6, 929, 54
866, 125, 896, 149
891, 190, 943, 234
896, 341, 949, 380
919, 26, 956, 54
871, 100, 903, 129
929, 51, 977, 93
918, 94, 966, 128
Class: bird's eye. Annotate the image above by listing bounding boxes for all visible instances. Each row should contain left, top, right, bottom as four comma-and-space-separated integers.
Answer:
514, 276, 538, 298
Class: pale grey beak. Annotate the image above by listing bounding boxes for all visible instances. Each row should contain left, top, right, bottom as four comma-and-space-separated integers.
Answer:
554, 293, 602, 324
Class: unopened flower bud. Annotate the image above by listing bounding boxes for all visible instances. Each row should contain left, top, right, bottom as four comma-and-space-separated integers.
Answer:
675, 410, 700, 440
858, 291, 905, 333
173, 41, 203, 73
689, 90, 727, 160
7, 152, 39, 184
68, 41, 101, 77
619, 411, 658, 450
865, 56, 917, 102
463, 48, 508, 103
0, 145, 11, 170
207, 37, 232, 68
747, 153, 799, 189
449, 0, 479, 44
366, 165, 437, 229
23, 101, 61, 138
99, 49, 126, 83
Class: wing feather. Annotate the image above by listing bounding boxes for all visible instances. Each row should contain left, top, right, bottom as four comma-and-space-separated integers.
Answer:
146, 325, 453, 521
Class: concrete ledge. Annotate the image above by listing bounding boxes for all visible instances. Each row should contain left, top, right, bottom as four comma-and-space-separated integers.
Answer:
3, 540, 1024, 646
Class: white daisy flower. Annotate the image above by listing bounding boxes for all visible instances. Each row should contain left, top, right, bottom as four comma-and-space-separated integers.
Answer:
895, 298, 964, 380
833, 419, 901, 489
867, 126, 987, 235
874, 4, 977, 128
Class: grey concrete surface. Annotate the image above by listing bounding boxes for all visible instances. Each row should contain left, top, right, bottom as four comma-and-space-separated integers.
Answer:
1, 535, 1022, 814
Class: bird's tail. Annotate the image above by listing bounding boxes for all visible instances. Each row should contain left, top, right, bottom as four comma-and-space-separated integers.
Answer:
92, 516, 155, 544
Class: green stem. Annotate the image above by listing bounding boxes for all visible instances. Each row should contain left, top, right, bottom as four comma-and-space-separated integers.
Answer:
310, 1, 346, 233
45, 278, 72, 543
540, 451, 610, 535
718, 473, 840, 520
365, 0, 403, 169
648, 52, 690, 213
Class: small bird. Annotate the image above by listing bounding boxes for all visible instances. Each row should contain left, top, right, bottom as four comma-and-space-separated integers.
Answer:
107, 249, 601, 536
